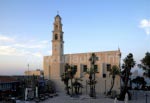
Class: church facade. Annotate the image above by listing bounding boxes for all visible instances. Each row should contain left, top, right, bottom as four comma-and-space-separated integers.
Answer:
43, 15, 121, 94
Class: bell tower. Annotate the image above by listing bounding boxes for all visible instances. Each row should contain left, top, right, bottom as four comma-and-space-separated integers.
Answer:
52, 14, 64, 56
51, 14, 64, 79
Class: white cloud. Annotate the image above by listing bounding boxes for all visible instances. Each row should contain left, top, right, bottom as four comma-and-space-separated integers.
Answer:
32, 52, 43, 58
139, 19, 150, 35
0, 34, 49, 58
13, 40, 49, 49
0, 45, 29, 56
40, 40, 49, 44
0, 46, 15, 55
0, 35, 14, 42
0, 45, 43, 58
47, 50, 52, 55
14, 43, 46, 49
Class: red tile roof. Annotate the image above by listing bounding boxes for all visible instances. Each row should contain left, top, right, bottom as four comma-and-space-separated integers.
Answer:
0, 76, 18, 83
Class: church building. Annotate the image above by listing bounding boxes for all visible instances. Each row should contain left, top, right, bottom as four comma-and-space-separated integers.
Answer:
43, 14, 121, 94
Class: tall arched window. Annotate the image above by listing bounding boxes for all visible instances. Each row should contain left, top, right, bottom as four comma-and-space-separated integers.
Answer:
60, 35, 63, 40
55, 34, 58, 40
55, 25, 58, 30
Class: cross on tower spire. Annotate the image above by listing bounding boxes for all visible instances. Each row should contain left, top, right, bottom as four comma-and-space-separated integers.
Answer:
57, 11, 59, 15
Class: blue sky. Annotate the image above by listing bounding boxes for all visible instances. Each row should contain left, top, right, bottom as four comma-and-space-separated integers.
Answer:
0, 0, 150, 75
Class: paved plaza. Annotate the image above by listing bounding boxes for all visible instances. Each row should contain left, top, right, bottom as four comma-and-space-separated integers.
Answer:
39, 91, 150, 103
1, 91, 150, 103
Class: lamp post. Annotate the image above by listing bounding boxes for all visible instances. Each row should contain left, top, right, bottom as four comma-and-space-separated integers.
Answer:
27, 64, 29, 87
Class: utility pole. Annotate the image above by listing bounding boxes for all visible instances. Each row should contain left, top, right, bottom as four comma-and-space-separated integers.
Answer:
28, 64, 29, 86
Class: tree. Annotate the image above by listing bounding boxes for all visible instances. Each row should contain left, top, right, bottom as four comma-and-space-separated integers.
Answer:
118, 53, 135, 100
87, 53, 98, 98
69, 65, 77, 96
107, 65, 120, 95
61, 63, 77, 96
45, 80, 56, 93
132, 76, 146, 90
61, 64, 70, 95
72, 78, 83, 95
139, 52, 150, 77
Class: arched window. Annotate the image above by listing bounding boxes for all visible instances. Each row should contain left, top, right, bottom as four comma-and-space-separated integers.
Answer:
61, 44, 63, 48
60, 35, 63, 40
55, 25, 58, 30
55, 34, 58, 40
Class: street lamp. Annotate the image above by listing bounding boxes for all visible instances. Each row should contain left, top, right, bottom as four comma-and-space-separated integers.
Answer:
27, 64, 29, 87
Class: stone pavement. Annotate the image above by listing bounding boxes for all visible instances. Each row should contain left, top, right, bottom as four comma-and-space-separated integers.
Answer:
39, 91, 150, 103
1, 91, 149, 103
40, 93, 123, 103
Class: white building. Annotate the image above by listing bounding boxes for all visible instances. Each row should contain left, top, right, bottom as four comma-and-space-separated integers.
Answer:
43, 14, 121, 94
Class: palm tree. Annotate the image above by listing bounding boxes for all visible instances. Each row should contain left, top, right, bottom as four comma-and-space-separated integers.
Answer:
119, 53, 135, 100
86, 67, 98, 97
87, 53, 98, 98
107, 65, 120, 95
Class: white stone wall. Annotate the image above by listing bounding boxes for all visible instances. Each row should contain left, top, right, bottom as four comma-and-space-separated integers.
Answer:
43, 50, 121, 94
